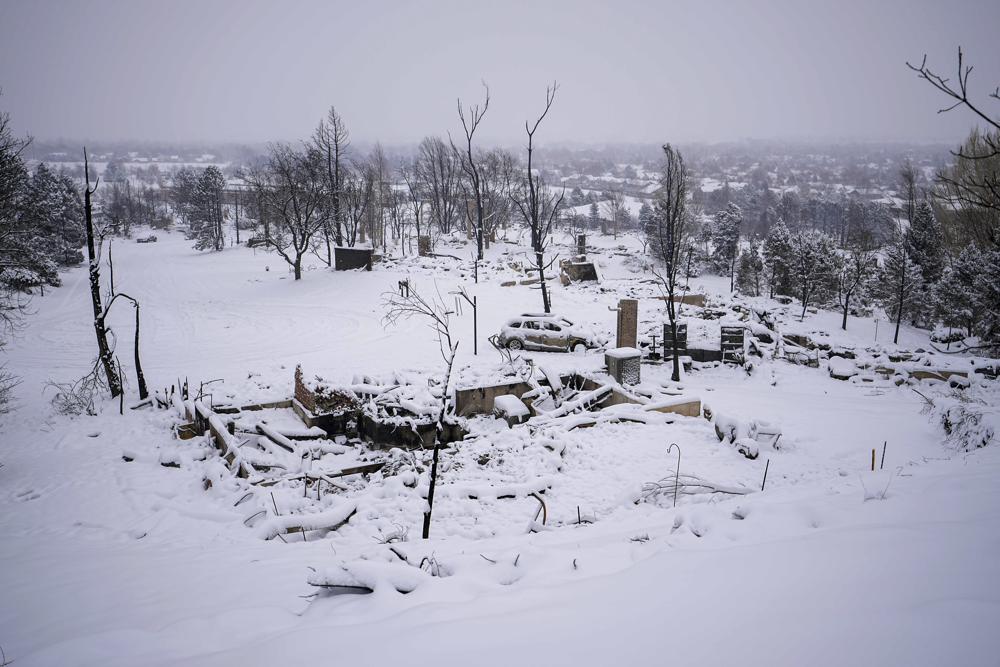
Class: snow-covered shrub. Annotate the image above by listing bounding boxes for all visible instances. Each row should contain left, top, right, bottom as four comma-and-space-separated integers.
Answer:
713, 413, 745, 443
733, 437, 759, 460
374, 523, 410, 544
930, 327, 966, 346
860, 470, 896, 501
0, 364, 17, 415
937, 400, 998, 452
0, 262, 60, 293
46, 364, 116, 416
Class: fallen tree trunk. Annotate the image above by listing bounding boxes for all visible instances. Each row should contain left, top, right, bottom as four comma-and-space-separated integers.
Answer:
256, 502, 358, 540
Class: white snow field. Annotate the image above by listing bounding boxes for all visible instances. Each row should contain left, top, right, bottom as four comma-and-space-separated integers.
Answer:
1, 230, 999, 666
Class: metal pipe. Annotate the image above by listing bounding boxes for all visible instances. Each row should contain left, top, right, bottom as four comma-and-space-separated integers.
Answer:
666, 442, 681, 508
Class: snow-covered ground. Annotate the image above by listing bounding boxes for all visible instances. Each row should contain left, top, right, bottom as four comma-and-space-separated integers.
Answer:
1, 229, 998, 666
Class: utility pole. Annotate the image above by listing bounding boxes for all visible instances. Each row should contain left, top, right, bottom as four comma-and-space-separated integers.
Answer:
453, 287, 478, 355
234, 188, 241, 245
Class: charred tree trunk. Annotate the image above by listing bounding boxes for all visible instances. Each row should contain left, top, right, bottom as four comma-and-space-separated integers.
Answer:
536, 249, 551, 314
668, 305, 681, 383
216, 190, 224, 251
106, 292, 150, 401
84, 149, 122, 398
132, 301, 148, 400
324, 225, 332, 266
422, 344, 457, 539
454, 86, 489, 262
514, 84, 562, 315
893, 256, 905, 344
234, 189, 241, 245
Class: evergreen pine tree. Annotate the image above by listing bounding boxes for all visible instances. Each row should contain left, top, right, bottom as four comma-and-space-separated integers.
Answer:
763, 217, 793, 298
789, 230, 838, 320
588, 201, 599, 232
638, 201, 653, 236
711, 202, 742, 289
907, 200, 945, 284
933, 244, 981, 337
972, 248, 1000, 345
23, 163, 85, 266
878, 232, 925, 343
187, 166, 226, 251
735, 236, 764, 296
172, 167, 199, 225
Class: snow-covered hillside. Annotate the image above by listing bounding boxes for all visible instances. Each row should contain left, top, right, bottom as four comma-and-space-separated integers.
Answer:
1, 230, 998, 666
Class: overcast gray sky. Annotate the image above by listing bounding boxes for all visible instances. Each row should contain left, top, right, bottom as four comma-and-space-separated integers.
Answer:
1, 0, 998, 145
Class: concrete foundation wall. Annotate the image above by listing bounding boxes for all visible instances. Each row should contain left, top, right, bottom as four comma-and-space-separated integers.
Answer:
688, 348, 723, 362
455, 381, 534, 417
334, 247, 373, 271
646, 399, 702, 417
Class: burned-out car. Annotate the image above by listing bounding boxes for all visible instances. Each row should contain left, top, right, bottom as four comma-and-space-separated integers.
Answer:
497, 313, 606, 353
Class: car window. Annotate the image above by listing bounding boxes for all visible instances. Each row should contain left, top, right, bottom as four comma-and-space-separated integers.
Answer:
508, 321, 521, 328
544, 323, 561, 331
523, 321, 539, 330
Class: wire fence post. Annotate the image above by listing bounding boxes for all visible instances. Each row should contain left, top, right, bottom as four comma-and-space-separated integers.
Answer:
666, 443, 681, 508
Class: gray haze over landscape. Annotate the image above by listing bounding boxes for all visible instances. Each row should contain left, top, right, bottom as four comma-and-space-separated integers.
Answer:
1, 0, 999, 146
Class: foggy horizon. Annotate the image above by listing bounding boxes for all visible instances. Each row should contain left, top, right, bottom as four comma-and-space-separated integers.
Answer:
4, 2, 1000, 663
2, 0, 1000, 147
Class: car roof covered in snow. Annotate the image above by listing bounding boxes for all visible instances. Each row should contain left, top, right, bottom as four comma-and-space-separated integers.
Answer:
519, 313, 574, 322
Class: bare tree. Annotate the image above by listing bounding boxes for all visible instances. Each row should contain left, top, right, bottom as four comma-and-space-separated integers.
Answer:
908, 48, 999, 153
646, 144, 691, 382
367, 144, 391, 250
937, 129, 1000, 248
312, 106, 350, 258
382, 283, 458, 539
385, 184, 408, 251
83, 149, 121, 397
513, 83, 565, 314
603, 189, 625, 239
451, 83, 490, 263
417, 137, 461, 236
400, 159, 427, 248
341, 161, 375, 248
833, 242, 878, 331
908, 48, 1000, 245
899, 161, 919, 225
480, 148, 518, 241
243, 145, 327, 280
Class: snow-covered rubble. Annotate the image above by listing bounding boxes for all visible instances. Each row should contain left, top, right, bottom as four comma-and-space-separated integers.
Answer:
1, 230, 998, 665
